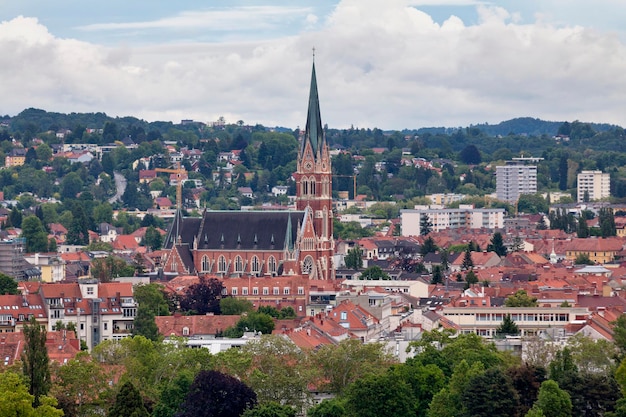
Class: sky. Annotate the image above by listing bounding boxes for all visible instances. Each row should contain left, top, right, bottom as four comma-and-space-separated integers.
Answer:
1, 0, 626, 130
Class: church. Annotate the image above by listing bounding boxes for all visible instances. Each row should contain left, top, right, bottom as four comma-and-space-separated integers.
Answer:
162, 61, 335, 281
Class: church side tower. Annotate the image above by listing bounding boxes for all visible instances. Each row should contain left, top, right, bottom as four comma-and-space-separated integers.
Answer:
295, 60, 335, 279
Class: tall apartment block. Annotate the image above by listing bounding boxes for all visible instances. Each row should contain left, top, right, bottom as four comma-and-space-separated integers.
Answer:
577, 170, 610, 202
496, 162, 537, 203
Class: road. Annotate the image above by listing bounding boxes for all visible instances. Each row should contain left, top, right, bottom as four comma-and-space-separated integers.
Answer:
108, 171, 127, 204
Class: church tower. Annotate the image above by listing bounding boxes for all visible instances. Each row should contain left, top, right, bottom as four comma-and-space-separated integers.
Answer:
295, 60, 335, 280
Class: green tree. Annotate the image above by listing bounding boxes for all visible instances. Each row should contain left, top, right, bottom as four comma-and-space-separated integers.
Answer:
21, 215, 49, 252
223, 313, 275, 338
66, 203, 90, 245
60, 172, 84, 200
390, 361, 446, 417
574, 253, 594, 265
420, 236, 438, 255
344, 246, 363, 270
220, 297, 254, 315
420, 214, 433, 235
0, 371, 63, 417
488, 231, 508, 257
0, 272, 18, 295
530, 379, 572, 417
577, 216, 590, 238
496, 314, 520, 336
559, 156, 568, 191
505, 290, 538, 307
507, 364, 546, 416
176, 370, 257, 417
431, 265, 443, 284
240, 336, 311, 410
133, 283, 169, 316
613, 314, 626, 359
108, 381, 149, 417
142, 225, 163, 250
462, 368, 520, 417
428, 359, 485, 417
359, 265, 389, 280
310, 339, 394, 394
343, 373, 416, 417
517, 193, 549, 214
153, 372, 194, 417
460, 144, 482, 164
308, 399, 346, 417
462, 246, 474, 270
22, 316, 51, 407
132, 307, 160, 341
599, 207, 616, 237
50, 352, 111, 417
242, 402, 296, 417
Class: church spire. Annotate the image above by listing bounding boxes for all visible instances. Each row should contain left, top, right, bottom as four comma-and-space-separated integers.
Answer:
302, 60, 324, 159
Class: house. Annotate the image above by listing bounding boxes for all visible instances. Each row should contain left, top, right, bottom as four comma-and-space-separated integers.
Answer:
564, 237, 624, 264
139, 170, 157, 183
325, 300, 382, 342
0, 330, 80, 366
5, 148, 26, 167
155, 313, 240, 338
272, 186, 290, 197
449, 251, 501, 272
238, 187, 254, 199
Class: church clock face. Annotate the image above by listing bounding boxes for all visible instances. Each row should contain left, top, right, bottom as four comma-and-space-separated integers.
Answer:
302, 257, 313, 274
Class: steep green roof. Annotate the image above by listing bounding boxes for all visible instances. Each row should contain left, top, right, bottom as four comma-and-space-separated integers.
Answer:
302, 62, 324, 158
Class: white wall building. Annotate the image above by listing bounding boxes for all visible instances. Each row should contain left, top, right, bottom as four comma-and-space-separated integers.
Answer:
400, 205, 505, 236
577, 170, 610, 202
496, 162, 537, 203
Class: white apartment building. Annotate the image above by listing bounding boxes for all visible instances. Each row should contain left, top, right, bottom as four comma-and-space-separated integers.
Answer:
577, 170, 610, 202
496, 162, 537, 203
427, 193, 466, 206
442, 306, 589, 338
400, 205, 505, 236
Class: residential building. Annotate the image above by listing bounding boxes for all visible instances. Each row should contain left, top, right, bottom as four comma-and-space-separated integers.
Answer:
427, 193, 466, 206
400, 205, 504, 236
496, 162, 537, 203
442, 306, 589, 338
5, 148, 26, 167
577, 170, 610, 202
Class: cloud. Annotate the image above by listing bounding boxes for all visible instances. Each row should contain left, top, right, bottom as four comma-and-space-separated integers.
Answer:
1, 1, 625, 130
77, 6, 314, 33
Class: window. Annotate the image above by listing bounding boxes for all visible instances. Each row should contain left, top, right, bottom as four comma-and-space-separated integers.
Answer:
201, 255, 210, 272
218, 256, 227, 273
263, 287, 269, 295
235, 256, 243, 273
268, 257, 277, 274
297, 287, 304, 295
283, 288, 290, 295
251, 256, 260, 274
104, 323, 108, 331
253, 287, 259, 295
273, 287, 279, 295
232, 288, 238, 295
242, 288, 248, 295
86, 287, 94, 295
340, 311, 347, 320
182, 327, 189, 336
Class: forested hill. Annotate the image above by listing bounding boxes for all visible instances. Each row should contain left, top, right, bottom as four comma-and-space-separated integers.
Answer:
3, 109, 621, 141
414, 117, 618, 137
